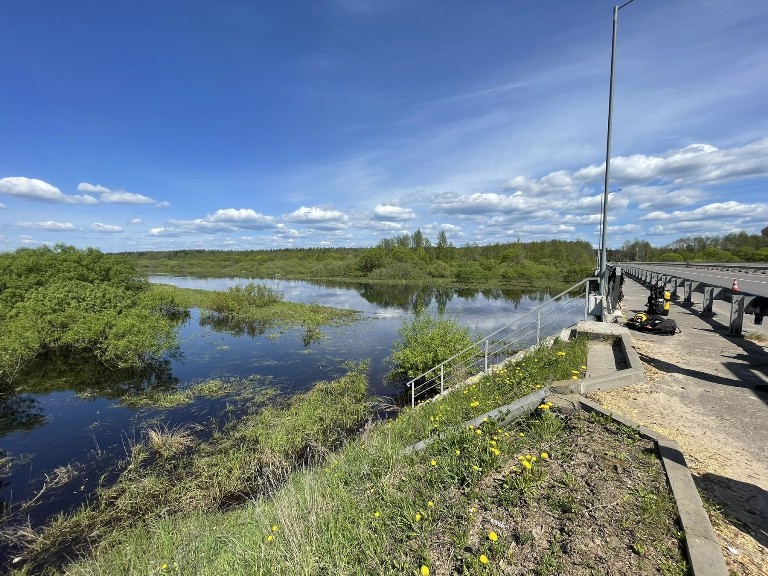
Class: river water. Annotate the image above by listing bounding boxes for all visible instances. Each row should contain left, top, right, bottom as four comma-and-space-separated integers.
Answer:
0, 278, 577, 539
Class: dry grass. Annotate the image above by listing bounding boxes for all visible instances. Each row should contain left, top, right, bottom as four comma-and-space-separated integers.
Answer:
145, 424, 198, 458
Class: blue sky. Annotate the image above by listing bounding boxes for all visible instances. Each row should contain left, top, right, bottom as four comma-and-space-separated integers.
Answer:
1, 0, 767, 253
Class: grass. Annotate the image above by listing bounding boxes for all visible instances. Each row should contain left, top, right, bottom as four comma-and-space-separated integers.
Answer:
9, 338, 688, 575
148, 282, 360, 333
145, 424, 198, 458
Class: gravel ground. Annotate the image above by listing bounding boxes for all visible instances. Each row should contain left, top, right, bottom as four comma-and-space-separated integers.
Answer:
590, 277, 768, 576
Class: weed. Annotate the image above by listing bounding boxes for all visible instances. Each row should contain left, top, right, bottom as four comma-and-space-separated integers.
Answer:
145, 424, 197, 458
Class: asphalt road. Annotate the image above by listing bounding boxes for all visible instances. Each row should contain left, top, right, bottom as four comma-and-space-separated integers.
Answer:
621, 264, 768, 298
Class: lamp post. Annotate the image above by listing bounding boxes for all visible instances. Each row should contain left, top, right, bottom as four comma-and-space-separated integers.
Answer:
599, 0, 636, 300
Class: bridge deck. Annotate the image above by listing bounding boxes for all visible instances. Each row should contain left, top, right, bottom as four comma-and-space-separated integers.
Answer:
591, 277, 768, 574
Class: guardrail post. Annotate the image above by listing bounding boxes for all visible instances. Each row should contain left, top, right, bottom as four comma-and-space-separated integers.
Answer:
484, 338, 489, 372
729, 296, 745, 336
684, 281, 692, 304
703, 287, 714, 315
440, 364, 444, 394
411, 381, 415, 408
536, 310, 542, 342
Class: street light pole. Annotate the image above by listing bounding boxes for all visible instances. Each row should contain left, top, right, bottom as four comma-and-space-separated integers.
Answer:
599, 0, 635, 301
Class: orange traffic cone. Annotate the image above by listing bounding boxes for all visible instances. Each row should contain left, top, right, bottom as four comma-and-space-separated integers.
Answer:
732, 278, 739, 292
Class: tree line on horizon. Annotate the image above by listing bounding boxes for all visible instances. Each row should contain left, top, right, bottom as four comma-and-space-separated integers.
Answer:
610, 228, 768, 263
127, 231, 597, 287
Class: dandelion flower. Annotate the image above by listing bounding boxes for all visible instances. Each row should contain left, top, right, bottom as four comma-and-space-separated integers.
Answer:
421, 566, 430, 576
479, 554, 489, 564
489, 440, 496, 446
374, 511, 381, 518
430, 459, 437, 466
541, 452, 549, 460
455, 449, 461, 456
519, 432, 525, 437
472, 465, 481, 472
266, 534, 273, 542
580, 365, 587, 370
476, 429, 483, 435
470, 400, 480, 407
488, 531, 498, 542
491, 448, 500, 456
415, 513, 422, 521
522, 460, 532, 470
271, 525, 278, 532
428, 500, 434, 507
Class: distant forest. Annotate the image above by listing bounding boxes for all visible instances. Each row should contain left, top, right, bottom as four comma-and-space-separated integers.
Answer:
609, 228, 768, 263
128, 232, 596, 288
128, 228, 768, 288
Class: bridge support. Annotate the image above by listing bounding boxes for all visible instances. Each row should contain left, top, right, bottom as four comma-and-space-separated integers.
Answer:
683, 281, 692, 304
703, 287, 714, 315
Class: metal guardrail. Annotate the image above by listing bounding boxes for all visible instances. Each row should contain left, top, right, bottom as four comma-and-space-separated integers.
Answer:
622, 261, 768, 272
406, 277, 598, 407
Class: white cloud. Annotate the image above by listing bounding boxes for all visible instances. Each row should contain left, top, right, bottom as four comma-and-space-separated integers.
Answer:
207, 208, 276, 229
78, 182, 168, 207
128, 218, 143, 224
90, 223, 123, 233
639, 201, 768, 222
1, 177, 97, 204
284, 206, 348, 223
372, 204, 415, 221
0, 202, 5, 209
16, 220, 77, 231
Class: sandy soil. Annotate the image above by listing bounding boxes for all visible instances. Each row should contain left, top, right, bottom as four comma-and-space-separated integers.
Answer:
590, 280, 768, 575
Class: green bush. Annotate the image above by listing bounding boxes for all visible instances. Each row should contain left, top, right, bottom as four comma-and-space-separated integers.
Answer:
388, 310, 473, 380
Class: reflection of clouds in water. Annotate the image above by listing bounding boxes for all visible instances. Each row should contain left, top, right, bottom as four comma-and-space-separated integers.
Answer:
149, 276, 577, 337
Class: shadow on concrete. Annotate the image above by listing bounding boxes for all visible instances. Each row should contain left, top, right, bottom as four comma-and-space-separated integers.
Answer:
694, 472, 768, 551
636, 352, 768, 407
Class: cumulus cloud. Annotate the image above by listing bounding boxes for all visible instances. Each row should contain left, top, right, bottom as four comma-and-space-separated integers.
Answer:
1, 177, 97, 204
207, 208, 276, 229
639, 201, 768, 222
128, 218, 143, 224
0, 202, 5, 209
16, 220, 77, 231
78, 182, 168, 207
284, 206, 348, 223
573, 138, 768, 187
90, 223, 123, 233
372, 204, 415, 221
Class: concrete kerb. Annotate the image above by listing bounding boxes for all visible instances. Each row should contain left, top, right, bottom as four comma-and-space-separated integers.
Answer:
551, 320, 647, 395
573, 396, 729, 576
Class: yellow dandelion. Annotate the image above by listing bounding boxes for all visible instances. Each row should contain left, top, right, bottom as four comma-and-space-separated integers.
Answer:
470, 400, 480, 407
472, 465, 481, 472
488, 530, 498, 541
522, 460, 532, 470
580, 365, 587, 370
421, 566, 430, 576
479, 554, 489, 564
374, 511, 381, 518
476, 429, 483, 435
430, 459, 437, 466
428, 500, 434, 507
455, 449, 461, 456
538, 403, 550, 410
572, 375, 579, 380
541, 452, 549, 459
415, 513, 422, 521
266, 534, 273, 542
489, 440, 496, 446
491, 448, 500, 456
271, 525, 278, 532
519, 432, 525, 437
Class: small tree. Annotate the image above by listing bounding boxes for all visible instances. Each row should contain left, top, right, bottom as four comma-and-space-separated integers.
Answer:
388, 309, 473, 380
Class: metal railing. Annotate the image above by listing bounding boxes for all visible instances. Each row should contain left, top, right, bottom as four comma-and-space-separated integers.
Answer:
406, 277, 597, 407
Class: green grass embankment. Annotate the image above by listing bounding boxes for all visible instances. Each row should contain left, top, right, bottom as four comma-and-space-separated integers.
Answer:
16, 338, 599, 575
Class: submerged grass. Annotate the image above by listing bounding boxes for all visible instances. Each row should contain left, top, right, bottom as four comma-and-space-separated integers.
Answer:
11, 337, 687, 575
149, 283, 360, 331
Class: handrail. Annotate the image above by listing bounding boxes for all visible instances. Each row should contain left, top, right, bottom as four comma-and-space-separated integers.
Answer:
405, 277, 596, 407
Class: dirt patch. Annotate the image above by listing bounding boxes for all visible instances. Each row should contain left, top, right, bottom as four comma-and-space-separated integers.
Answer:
590, 337, 768, 576
461, 410, 688, 575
